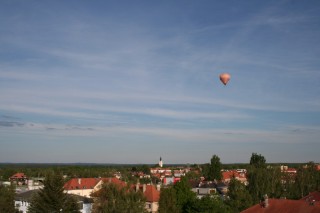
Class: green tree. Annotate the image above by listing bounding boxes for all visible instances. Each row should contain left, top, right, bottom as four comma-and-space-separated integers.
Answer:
185, 170, 201, 181
247, 153, 269, 203
92, 182, 147, 213
0, 184, 19, 213
293, 162, 320, 198
28, 171, 80, 213
280, 171, 295, 199
141, 165, 151, 175
249, 153, 266, 169
201, 163, 210, 179
208, 155, 222, 181
173, 177, 197, 212
158, 187, 179, 213
247, 166, 270, 203
266, 166, 282, 198
226, 178, 252, 212
186, 195, 231, 213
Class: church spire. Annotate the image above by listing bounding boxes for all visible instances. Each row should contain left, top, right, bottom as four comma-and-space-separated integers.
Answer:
159, 157, 163, 168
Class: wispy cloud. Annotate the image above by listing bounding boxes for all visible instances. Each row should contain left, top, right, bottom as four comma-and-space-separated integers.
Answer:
1, 1, 320, 163
2, 120, 319, 146
0, 121, 25, 127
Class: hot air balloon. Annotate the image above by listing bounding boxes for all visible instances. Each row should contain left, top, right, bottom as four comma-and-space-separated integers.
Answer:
219, 73, 231, 85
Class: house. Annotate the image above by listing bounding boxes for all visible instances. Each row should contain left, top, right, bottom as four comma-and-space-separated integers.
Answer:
280, 166, 297, 184
163, 177, 174, 185
27, 177, 44, 190
150, 168, 172, 176
163, 176, 181, 185
64, 178, 101, 197
14, 189, 93, 213
10, 173, 28, 185
135, 184, 160, 213
190, 180, 217, 199
241, 196, 320, 213
173, 169, 185, 177
222, 170, 247, 185
64, 177, 126, 198
150, 168, 173, 182
281, 165, 297, 174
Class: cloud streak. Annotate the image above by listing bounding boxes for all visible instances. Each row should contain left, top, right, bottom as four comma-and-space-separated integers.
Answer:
1, 1, 320, 163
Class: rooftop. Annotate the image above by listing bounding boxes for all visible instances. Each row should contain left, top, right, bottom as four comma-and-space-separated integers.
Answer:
241, 198, 320, 213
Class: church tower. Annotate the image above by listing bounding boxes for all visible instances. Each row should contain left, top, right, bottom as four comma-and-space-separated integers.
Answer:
159, 157, 163, 168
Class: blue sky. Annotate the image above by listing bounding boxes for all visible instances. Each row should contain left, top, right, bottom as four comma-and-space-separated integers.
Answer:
1, 0, 320, 164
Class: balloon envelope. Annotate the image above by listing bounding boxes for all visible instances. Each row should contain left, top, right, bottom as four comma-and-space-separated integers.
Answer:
219, 73, 231, 85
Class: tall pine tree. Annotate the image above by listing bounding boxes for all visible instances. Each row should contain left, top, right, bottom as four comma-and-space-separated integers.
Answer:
28, 171, 80, 213
0, 184, 19, 213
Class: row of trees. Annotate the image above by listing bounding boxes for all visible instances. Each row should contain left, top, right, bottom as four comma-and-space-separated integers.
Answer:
158, 153, 320, 213
199, 153, 320, 212
0, 164, 129, 181
247, 153, 320, 202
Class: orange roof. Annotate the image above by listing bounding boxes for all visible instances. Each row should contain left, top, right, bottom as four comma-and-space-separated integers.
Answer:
241, 198, 320, 213
222, 171, 236, 180
64, 177, 126, 190
144, 185, 160, 202
222, 170, 246, 180
10, 173, 27, 179
64, 178, 101, 190
133, 184, 160, 202
100, 177, 127, 188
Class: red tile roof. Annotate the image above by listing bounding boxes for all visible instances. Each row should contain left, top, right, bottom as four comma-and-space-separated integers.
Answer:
133, 184, 160, 202
222, 170, 247, 181
100, 177, 127, 188
144, 185, 160, 202
241, 198, 320, 213
64, 178, 101, 190
301, 191, 320, 202
10, 173, 27, 179
64, 177, 126, 191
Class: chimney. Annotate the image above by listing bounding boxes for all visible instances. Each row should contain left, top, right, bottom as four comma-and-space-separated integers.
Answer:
156, 184, 161, 191
143, 184, 146, 192
263, 194, 269, 208
78, 178, 81, 185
